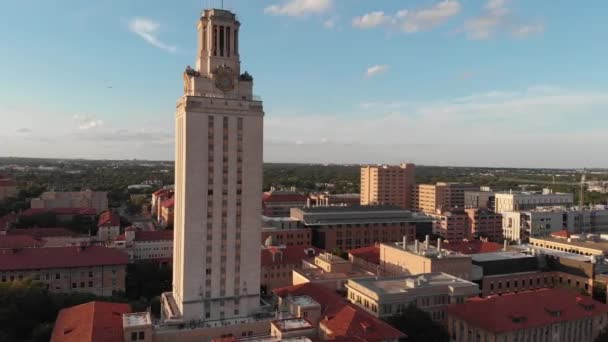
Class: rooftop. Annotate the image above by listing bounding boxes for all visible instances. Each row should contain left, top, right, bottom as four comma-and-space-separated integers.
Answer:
272, 318, 313, 332
382, 242, 472, 260
51, 301, 131, 342
116, 229, 173, 242
123, 312, 152, 328
21, 207, 97, 216
263, 191, 307, 203
348, 273, 478, 296
273, 283, 405, 341
348, 245, 380, 265
530, 236, 608, 253
447, 288, 608, 333
0, 245, 128, 271
292, 205, 432, 225
291, 295, 319, 307
7, 227, 75, 237
261, 246, 320, 266
98, 210, 120, 227
0, 235, 44, 249
470, 251, 535, 263
439, 240, 503, 255
160, 198, 174, 208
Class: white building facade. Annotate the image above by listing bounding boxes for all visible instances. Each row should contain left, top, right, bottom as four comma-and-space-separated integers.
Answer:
163, 9, 263, 324
494, 191, 573, 213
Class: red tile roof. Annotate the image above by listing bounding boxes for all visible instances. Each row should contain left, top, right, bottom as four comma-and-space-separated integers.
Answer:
51, 301, 131, 342
551, 229, 571, 239
273, 283, 405, 341
160, 198, 174, 208
21, 207, 97, 216
262, 191, 308, 203
0, 213, 18, 230
348, 245, 380, 265
153, 188, 172, 196
0, 235, 44, 249
0, 246, 128, 271
261, 246, 321, 266
447, 288, 608, 333
98, 211, 120, 227
440, 240, 503, 255
7, 227, 75, 237
0, 179, 17, 187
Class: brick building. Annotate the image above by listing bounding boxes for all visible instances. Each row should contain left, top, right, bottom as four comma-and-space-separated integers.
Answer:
417, 183, 479, 214
360, 163, 416, 210
262, 189, 308, 217
260, 245, 321, 291
465, 208, 503, 242
429, 210, 469, 241
97, 210, 121, 242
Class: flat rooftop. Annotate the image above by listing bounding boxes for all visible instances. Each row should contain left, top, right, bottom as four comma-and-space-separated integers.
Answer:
291, 295, 319, 307
471, 251, 534, 263
295, 264, 374, 281
518, 244, 593, 262
350, 273, 478, 295
272, 318, 313, 332
531, 236, 608, 252
383, 242, 472, 259
123, 312, 151, 328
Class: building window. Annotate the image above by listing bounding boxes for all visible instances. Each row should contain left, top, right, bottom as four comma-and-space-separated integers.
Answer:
138, 332, 145, 340
131, 332, 137, 341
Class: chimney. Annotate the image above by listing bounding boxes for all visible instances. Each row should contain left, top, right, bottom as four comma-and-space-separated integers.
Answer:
437, 238, 442, 252
402, 235, 407, 250
425, 235, 430, 249
503, 240, 508, 251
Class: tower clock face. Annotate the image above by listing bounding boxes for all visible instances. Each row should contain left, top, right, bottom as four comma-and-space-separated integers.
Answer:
214, 66, 235, 92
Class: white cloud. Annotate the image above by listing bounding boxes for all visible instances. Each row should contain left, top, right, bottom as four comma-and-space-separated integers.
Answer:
463, 0, 543, 40
128, 17, 177, 53
352, 11, 391, 29
352, 1, 461, 33
73, 115, 104, 130
265, 0, 333, 17
265, 87, 608, 167
323, 17, 337, 29
511, 23, 544, 38
365, 64, 390, 78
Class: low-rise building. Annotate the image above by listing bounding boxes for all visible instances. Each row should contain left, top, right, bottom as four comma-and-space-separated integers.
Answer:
308, 193, 360, 207
292, 252, 375, 291
6, 227, 91, 247
263, 189, 308, 217
51, 301, 132, 342
114, 228, 173, 264
379, 238, 474, 280
261, 216, 310, 246
0, 245, 127, 296
97, 210, 121, 242
429, 210, 469, 241
348, 244, 380, 273
494, 190, 574, 213
346, 273, 479, 324
31, 190, 108, 214
529, 235, 608, 257
290, 205, 430, 251
446, 288, 608, 342
273, 282, 405, 341
260, 245, 321, 291
465, 208, 503, 242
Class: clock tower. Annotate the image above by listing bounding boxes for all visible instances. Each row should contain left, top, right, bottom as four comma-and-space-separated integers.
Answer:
163, 8, 264, 324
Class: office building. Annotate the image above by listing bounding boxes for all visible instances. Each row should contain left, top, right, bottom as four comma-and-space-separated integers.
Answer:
360, 163, 416, 210
464, 190, 495, 209
290, 205, 430, 251
346, 273, 479, 323
429, 210, 469, 241
417, 183, 479, 214
465, 208, 503, 242
494, 190, 573, 213
502, 208, 566, 242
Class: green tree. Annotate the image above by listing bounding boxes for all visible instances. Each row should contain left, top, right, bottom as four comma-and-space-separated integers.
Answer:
383, 305, 450, 342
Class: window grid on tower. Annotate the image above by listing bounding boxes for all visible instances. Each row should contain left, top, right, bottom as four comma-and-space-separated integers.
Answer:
220, 116, 229, 295
206, 115, 214, 296
234, 117, 243, 296
213, 25, 218, 56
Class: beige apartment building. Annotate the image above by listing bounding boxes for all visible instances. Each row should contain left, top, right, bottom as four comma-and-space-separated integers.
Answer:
31, 190, 108, 214
494, 190, 574, 213
346, 273, 479, 324
429, 209, 469, 241
360, 163, 416, 210
417, 183, 479, 214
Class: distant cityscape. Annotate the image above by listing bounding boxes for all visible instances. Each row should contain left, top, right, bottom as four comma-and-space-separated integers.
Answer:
2, 5, 608, 342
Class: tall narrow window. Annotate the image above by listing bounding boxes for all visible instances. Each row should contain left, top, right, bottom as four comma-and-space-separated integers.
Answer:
219, 26, 225, 57
213, 25, 218, 56
234, 29, 239, 55
226, 27, 231, 57
203, 26, 207, 52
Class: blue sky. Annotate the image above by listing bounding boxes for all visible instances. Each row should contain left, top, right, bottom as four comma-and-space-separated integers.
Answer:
1, 0, 607, 168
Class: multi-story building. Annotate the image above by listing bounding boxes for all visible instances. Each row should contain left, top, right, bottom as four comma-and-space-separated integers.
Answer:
529, 235, 608, 257
97, 210, 120, 242
261, 216, 310, 246
346, 273, 479, 323
290, 205, 431, 251
465, 208, 503, 242
30, 190, 108, 214
417, 183, 479, 214
0, 174, 17, 203
348, 244, 381, 273
446, 288, 608, 342
113, 228, 173, 265
162, 8, 265, 326
464, 190, 495, 209
260, 245, 321, 291
151, 188, 174, 219
380, 239, 474, 280
159, 197, 174, 228
494, 190, 573, 213
0, 245, 127, 296
262, 189, 307, 217
51, 301, 132, 342
360, 163, 416, 210
502, 208, 565, 242
429, 210, 469, 241
292, 252, 375, 291
308, 192, 360, 207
